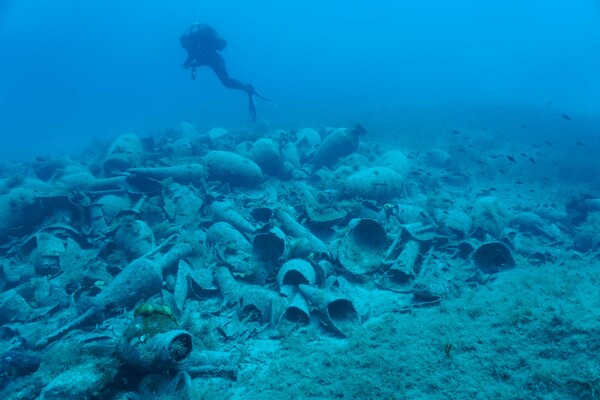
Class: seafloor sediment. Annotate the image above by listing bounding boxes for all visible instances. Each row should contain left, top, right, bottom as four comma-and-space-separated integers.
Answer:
0, 122, 599, 400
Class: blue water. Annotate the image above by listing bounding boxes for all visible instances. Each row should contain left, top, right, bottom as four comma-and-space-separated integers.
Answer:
1, 0, 599, 160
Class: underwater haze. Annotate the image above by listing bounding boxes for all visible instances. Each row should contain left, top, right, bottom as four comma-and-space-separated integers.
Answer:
5, 2, 600, 399
1, 0, 599, 160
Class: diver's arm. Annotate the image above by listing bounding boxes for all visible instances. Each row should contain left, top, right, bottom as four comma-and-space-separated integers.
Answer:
182, 53, 194, 69
182, 53, 198, 80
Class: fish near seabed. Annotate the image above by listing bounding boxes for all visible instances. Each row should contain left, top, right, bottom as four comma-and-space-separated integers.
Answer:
561, 113, 573, 121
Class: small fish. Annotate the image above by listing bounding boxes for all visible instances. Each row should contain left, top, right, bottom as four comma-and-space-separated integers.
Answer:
520, 124, 528, 129
507, 155, 517, 163
531, 144, 540, 148
452, 130, 461, 134
545, 140, 553, 146
479, 188, 497, 195
528, 157, 536, 164
519, 152, 528, 157
216, 326, 230, 340
547, 100, 552, 107
561, 113, 573, 121
499, 169, 506, 174
576, 141, 584, 146
515, 181, 525, 185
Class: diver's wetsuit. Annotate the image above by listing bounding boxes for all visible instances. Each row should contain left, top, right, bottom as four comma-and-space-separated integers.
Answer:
180, 23, 259, 121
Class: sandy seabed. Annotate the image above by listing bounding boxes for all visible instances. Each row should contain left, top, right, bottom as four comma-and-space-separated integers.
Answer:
226, 260, 600, 400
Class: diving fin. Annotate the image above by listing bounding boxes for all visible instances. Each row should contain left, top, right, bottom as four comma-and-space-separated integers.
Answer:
249, 95, 257, 122
246, 84, 278, 122
253, 88, 279, 108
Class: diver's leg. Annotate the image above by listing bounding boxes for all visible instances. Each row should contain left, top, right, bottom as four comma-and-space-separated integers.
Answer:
207, 52, 252, 93
207, 52, 257, 121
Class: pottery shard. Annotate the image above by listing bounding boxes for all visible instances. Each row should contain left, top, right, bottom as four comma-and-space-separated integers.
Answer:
114, 219, 155, 259
102, 133, 144, 175
203, 151, 263, 186
206, 221, 252, 254
471, 196, 509, 237
343, 167, 403, 203
376, 151, 412, 177
38, 362, 113, 400
311, 127, 359, 168
238, 138, 283, 176
0, 187, 45, 241
440, 209, 472, 238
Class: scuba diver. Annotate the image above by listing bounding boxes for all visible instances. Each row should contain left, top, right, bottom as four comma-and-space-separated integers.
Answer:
180, 23, 273, 122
